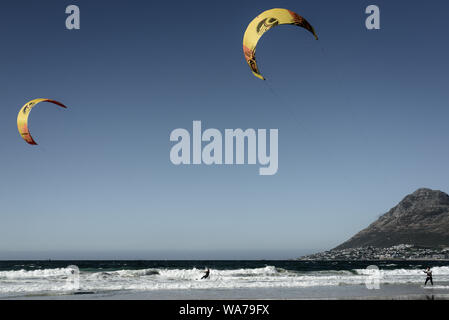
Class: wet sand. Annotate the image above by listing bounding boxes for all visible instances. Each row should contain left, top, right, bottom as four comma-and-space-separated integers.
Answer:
6, 283, 449, 300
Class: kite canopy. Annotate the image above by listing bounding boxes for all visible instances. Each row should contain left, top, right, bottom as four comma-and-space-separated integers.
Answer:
17, 98, 67, 145
243, 8, 318, 80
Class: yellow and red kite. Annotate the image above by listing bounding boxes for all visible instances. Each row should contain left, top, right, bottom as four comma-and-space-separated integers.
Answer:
243, 8, 318, 80
17, 98, 67, 145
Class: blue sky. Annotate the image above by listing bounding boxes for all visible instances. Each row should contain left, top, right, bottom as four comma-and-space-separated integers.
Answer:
1, 0, 448, 259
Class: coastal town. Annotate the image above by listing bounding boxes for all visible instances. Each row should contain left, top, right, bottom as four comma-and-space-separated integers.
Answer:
300, 244, 449, 261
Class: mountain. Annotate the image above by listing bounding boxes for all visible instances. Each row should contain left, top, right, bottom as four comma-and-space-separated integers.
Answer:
335, 188, 449, 249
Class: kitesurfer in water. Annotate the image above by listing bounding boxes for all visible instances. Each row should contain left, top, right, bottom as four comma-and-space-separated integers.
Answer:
424, 267, 433, 286
201, 268, 210, 280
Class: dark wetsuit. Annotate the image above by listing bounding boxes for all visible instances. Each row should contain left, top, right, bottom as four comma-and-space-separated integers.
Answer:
424, 270, 433, 286
201, 269, 210, 279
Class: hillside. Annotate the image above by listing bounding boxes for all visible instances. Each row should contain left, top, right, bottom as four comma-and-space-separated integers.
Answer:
335, 188, 449, 249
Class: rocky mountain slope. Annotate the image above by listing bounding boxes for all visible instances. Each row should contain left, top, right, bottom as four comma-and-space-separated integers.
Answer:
335, 188, 449, 249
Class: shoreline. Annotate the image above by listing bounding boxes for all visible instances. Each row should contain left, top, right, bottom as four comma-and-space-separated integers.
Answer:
4, 284, 449, 300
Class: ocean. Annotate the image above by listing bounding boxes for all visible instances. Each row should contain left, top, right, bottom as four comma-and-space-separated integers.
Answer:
1, 260, 449, 299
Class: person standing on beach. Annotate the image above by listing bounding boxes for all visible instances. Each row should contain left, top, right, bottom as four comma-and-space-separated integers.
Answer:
424, 267, 433, 286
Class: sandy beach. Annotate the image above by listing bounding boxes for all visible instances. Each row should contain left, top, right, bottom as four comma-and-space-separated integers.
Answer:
4, 283, 449, 300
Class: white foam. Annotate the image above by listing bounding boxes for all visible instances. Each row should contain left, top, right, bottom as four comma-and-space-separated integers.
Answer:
1, 265, 449, 296
0, 268, 72, 279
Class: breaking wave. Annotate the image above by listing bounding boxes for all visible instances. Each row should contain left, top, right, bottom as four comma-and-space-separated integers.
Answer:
2, 265, 449, 296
